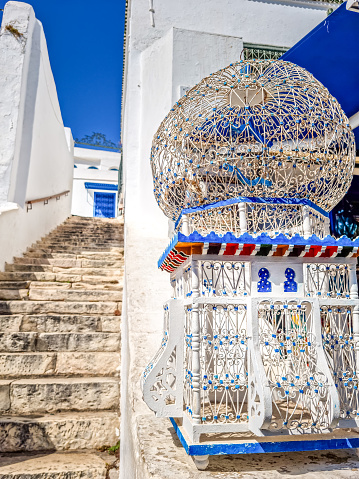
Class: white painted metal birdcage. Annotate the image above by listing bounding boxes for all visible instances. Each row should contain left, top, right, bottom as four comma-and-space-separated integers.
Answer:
142, 59, 359, 470
151, 59, 355, 237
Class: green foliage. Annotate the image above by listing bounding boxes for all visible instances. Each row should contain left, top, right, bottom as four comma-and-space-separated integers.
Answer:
107, 440, 120, 455
98, 440, 120, 455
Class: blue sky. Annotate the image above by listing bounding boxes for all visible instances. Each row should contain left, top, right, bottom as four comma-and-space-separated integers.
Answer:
0, 0, 126, 148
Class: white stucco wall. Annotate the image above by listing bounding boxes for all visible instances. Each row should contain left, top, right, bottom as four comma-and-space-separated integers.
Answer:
0, 1, 73, 270
121, 1, 335, 476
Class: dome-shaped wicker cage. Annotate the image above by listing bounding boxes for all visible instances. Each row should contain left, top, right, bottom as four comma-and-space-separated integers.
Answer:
151, 60, 355, 225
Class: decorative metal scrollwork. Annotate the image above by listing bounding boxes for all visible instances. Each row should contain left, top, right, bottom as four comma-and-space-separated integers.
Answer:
258, 300, 338, 431
322, 305, 359, 420
151, 59, 355, 235
305, 264, 350, 298
185, 303, 248, 424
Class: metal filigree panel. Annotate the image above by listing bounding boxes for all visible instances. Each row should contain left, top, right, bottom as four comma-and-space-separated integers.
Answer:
258, 300, 335, 431
178, 202, 327, 237
200, 261, 248, 297
151, 60, 355, 228
322, 305, 359, 420
305, 264, 350, 298
185, 304, 248, 424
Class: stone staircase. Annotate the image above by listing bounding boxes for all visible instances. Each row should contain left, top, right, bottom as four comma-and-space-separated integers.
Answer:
0, 216, 123, 478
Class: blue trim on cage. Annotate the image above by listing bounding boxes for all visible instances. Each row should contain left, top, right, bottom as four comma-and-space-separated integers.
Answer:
174, 196, 329, 230
170, 418, 359, 457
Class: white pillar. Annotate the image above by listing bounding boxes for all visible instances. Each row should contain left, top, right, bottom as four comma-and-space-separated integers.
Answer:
348, 263, 359, 370
191, 260, 201, 426
349, 263, 358, 299
238, 202, 247, 234
324, 215, 331, 236
302, 206, 311, 239
182, 214, 190, 235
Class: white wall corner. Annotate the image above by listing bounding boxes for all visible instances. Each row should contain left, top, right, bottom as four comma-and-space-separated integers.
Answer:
0, 1, 35, 206
64, 127, 75, 157
171, 28, 243, 104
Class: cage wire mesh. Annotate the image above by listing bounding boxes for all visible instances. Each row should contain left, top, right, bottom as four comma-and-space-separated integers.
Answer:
150, 60, 355, 230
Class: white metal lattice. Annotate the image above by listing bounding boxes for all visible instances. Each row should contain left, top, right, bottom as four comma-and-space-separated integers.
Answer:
151, 60, 355, 230
185, 303, 248, 424
258, 300, 333, 431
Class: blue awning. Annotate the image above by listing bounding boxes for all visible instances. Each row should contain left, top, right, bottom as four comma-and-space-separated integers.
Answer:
281, 2, 359, 145
84, 182, 118, 191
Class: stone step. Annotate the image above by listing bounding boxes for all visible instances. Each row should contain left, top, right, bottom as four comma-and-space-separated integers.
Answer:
0, 411, 119, 452
5, 264, 57, 272
50, 231, 123, 237
20, 314, 121, 333
37, 332, 120, 352
30, 282, 118, 292
45, 239, 123, 244
0, 282, 30, 289
27, 246, 123, 253
23, 251, 124, 260
13, 258, 83, 267
0, 272, 56, 282
43, 235, 123, 240
0, 452, 110, 478
79, 259, 123, 268
14, 258, 124, 269
30, 282, 72, 289
0, 352, 56, 377
69, 282, 123, 291
56, 223, 122, 228
0, 352, 120, 378
52, 268, 123, 277
34, 245, 123, 251
0, 271, 122, 281
0, 290, 28, 301
5, 377, 119, 414
0, 332, 120, 353
23, 252, 79, 259
0, 316, 23, 332
36, 241, 123, 247
28, 289, 123, 302
0, 301, 121, 315
54, 352, 121, 377
0, 333, 37, 352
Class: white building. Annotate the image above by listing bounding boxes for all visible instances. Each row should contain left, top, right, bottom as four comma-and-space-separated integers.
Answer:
71, 147, 121, 218
120, 0, 340, 476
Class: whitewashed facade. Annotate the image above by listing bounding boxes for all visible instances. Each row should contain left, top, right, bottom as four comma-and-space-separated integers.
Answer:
71, 147, 121, 218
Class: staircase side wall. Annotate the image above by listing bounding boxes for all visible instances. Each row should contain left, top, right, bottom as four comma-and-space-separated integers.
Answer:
0, 1, 73, 271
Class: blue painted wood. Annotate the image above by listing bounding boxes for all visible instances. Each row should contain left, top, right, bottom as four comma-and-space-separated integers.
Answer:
257, 268, 271, 293
85, 182, 118, 191
94, 191, 116, 218
284, 268, 297, 293
169, 418, 359, 457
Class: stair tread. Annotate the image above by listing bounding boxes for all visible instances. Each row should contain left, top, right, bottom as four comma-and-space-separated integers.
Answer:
0, 452, 109, 476
11, 376, 118, 384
